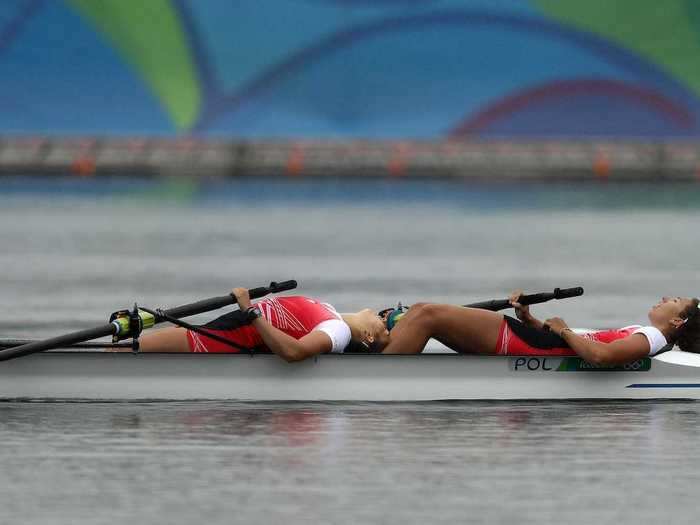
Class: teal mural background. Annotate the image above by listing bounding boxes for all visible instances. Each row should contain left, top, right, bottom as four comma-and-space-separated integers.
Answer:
2, 0, 700, 138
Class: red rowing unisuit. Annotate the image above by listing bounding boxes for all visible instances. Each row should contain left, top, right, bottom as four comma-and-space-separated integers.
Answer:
496, 324, 640, 356
187, 296, 342, 353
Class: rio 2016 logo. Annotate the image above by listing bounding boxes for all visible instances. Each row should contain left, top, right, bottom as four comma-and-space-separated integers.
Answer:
510, 357, 651, 372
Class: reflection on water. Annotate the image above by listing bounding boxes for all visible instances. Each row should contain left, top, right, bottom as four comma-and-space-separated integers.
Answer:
1, 401, 699, 524
2, 176, 700, 210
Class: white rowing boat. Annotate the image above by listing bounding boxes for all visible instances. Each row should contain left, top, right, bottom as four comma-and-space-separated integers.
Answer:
3, 284, 696, 401
1, 349, 699, 401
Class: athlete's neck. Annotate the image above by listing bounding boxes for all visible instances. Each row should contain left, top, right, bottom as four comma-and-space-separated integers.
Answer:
340, 313, 365, 342
653, 322, 675, 341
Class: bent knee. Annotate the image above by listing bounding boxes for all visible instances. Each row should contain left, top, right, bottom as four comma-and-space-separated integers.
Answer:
408, 302, 431, 311
407, 302, 444, 328
406, 302, 431, 319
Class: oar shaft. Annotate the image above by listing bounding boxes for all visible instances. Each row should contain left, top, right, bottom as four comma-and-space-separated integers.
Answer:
465, 287, 584, 311
161, 294, 237, 319
160, 283, 290, 319
0, 339, 131, 350
0, 324, 116, 361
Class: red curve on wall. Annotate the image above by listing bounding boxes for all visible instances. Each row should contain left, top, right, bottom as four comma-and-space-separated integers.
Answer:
449, 78, 695, 137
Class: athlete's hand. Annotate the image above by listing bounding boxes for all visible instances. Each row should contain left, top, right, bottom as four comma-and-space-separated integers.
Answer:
232, 287, 252, 310
543, 317, 569, 337
509, 289, 533, 323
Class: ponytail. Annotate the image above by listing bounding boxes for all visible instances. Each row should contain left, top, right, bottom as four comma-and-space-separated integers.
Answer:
675, 298, 700, 353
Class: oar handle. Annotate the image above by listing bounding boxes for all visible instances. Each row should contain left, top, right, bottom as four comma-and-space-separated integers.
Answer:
249, 280, 298, 300
465, 286, 584, 311
520, 286, 584, 305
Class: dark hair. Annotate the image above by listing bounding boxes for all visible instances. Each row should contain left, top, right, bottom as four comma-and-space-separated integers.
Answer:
344, 340, 383, 354
674, 298, 700, 353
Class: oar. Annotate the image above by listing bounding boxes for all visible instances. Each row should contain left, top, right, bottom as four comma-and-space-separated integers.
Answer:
0, 280, 297, 362
380, 286, 584, 330
465, 287, 584, 311
0, 339, 131, 350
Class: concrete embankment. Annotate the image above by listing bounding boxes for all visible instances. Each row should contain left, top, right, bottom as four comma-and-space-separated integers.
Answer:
1, 137, 699, 181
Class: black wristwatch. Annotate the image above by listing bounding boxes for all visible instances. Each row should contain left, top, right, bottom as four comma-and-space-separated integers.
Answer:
243, 305, 262, 323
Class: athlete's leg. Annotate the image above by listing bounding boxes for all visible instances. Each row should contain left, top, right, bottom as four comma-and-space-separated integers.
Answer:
137, 310, 259, 353
382, 304, 503, 354
138, 327, 191, 352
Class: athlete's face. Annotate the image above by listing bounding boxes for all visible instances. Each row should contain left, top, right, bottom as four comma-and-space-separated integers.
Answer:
372, 319, 391, 352
360, 309, 391, 351
648, 296, 694, 327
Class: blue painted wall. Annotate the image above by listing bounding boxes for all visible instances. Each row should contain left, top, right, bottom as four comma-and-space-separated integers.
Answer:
1, 0, 699, 138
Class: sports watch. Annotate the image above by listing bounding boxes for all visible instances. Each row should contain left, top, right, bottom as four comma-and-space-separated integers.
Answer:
243, 305, 262, 323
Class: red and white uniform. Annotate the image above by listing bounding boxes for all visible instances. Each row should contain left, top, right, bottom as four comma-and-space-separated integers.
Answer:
187, 296, 351, 353
496, 322, 668, 357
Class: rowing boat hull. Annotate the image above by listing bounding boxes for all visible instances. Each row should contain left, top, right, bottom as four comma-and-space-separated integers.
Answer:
1, 351, 700, 401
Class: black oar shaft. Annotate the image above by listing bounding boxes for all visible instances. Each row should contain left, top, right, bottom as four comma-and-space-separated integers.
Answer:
0, 339, 130, 350
0, 325, 116, 361
146, 281, 297, 320
0, 280, 297, 362
465, 287, 583, 311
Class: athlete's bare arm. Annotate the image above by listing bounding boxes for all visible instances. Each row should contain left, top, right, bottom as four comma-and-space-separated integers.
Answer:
509, 290, 544, 330
233, 287, 332, 362
250, 318, 332, 362
545, 317, 650, 366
